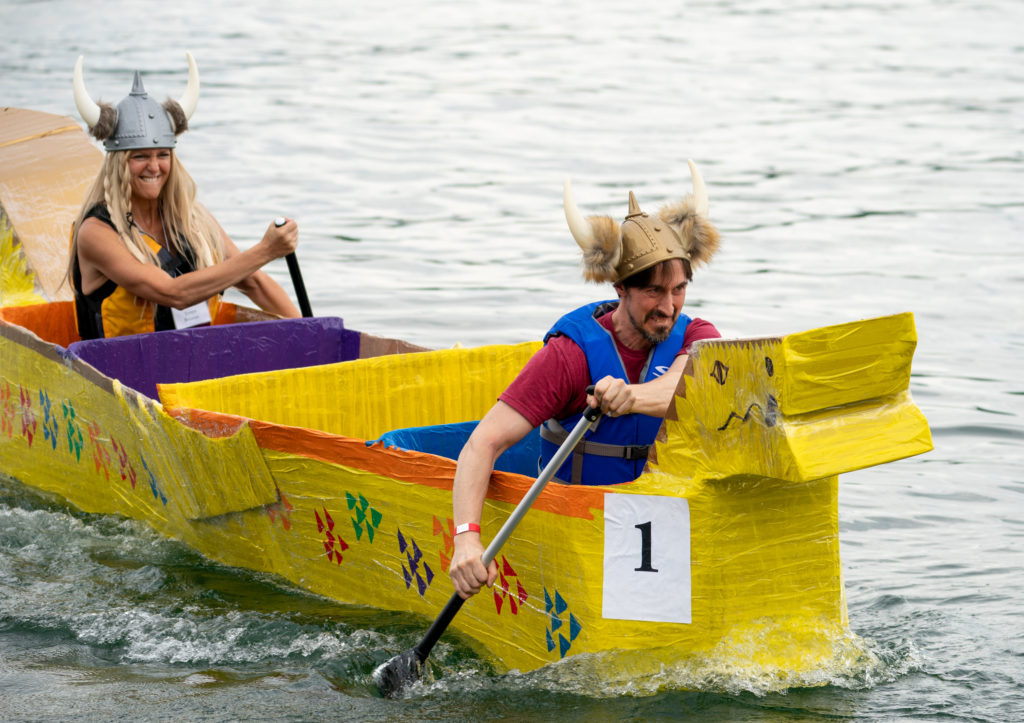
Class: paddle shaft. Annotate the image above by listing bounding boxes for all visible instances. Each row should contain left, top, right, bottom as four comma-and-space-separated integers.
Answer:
411, 403, 602, 663
285, 253, 313, 317
275, 217, 313, 318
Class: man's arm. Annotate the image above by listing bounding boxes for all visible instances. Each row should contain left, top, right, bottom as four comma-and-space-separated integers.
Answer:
592, 352, 689, 418
448, 401, 534, 599
594, 318, 718, 417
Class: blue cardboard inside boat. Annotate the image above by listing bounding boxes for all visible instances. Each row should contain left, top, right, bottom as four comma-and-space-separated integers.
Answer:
67, 317, 360, 400
373, 422, 541, 475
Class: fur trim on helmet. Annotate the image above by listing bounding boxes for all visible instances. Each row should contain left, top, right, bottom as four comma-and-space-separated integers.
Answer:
579, 216, 622, 283
89, 102, 118, 142
163, 99, 189, 135
659, 198, 720, 269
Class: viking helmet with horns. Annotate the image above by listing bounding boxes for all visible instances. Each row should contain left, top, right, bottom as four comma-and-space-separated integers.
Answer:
73, 53, 200, 151
564, 160, 720, 283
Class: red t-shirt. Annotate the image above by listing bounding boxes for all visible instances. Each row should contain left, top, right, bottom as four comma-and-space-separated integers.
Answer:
499, 311, 720, 427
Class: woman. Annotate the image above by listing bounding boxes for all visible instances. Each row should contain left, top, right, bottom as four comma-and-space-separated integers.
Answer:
67, 53, 300, 339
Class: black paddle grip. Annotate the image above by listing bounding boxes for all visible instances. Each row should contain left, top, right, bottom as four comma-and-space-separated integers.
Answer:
584, 384, 602, 421
275, 217, 313, 318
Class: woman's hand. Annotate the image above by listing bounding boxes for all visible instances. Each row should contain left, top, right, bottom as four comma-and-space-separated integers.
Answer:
260, 217, 298, 259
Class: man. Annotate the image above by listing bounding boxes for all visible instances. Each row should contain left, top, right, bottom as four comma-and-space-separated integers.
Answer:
449, 160, 722, 599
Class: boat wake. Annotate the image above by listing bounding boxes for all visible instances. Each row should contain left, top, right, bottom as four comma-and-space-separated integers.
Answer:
500, 622, 924, 699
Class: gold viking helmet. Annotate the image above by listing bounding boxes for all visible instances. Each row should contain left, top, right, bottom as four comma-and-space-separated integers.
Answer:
563, 160, 721, 283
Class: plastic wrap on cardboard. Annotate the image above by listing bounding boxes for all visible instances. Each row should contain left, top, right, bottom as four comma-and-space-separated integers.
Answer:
0, 109, 101, 306
2, 301, 932, 683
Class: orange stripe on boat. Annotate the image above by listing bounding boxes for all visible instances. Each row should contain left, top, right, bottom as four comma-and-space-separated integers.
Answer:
170, 407, 604, 519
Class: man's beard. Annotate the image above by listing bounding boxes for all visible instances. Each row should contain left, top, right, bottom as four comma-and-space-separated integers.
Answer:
627, 306, 677, 345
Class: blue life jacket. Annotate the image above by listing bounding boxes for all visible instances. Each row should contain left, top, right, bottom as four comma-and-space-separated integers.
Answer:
538, 300, 690, 485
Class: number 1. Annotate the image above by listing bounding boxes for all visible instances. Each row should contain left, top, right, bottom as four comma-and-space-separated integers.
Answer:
634, 521, 658, 572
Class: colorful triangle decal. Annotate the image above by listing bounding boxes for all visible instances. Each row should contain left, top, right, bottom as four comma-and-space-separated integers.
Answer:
569, 613, 582, 641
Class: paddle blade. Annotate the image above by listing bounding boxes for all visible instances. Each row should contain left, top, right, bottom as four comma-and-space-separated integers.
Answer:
373, 647, 423, 698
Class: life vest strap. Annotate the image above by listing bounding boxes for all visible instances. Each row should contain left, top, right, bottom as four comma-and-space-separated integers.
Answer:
540, 418, 650, 484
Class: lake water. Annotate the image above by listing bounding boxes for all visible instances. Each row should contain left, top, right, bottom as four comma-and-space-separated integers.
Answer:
1, 0, 1022, 720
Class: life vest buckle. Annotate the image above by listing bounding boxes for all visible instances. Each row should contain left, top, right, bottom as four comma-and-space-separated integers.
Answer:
624, 445, 650, 460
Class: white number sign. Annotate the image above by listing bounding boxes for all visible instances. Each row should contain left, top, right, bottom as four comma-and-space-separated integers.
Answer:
602, 493, 691, 624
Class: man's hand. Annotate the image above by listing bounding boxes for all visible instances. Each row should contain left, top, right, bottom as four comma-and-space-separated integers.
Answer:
590, 375, 637, 417
588, 355, 690, 419
448, 532, 498, 599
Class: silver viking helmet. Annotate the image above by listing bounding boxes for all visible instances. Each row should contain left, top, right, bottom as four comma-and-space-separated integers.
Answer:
73, 53, 200, 151
564, 160, 720, 283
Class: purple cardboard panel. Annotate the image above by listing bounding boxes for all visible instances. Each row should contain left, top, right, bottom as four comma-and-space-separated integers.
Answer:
68, 317, 356, 399
341, 328, 361, 362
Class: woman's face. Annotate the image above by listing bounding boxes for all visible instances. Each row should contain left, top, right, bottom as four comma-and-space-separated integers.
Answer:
127, 148, 172, 201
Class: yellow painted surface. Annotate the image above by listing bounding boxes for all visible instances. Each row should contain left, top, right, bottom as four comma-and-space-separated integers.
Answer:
650, 311, 932, 487
159, 340, 544, 439
0, 210, 46, 307
0, 321, 276, 540
1, 302, 933, 681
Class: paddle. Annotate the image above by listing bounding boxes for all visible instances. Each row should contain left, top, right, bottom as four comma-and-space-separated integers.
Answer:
373, 394, 603, 697
274, 216, 313, 317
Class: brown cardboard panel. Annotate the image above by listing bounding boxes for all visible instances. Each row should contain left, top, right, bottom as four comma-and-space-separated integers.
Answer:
0, 108, 101, 301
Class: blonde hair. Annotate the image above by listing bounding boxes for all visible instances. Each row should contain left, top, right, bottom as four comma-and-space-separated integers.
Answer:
66, 149, 225, 286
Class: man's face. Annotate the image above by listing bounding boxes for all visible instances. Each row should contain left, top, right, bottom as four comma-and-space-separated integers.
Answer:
620, 261, 689, 346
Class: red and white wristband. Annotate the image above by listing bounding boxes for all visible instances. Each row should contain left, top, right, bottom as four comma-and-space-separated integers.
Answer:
454, 522, 481, 536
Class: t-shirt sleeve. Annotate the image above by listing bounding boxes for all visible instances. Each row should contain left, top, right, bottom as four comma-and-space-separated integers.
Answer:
680, 318, 721, 354
499, 335, 590, 427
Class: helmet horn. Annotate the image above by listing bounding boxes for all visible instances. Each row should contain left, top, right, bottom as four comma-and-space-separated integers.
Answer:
178, 51, 200, 120
72, 55, 101, 128
563, 178, 595, 250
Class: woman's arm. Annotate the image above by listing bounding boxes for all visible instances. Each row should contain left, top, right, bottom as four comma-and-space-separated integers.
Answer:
219, 229, 301, 318
232, 269, 301, 318
76, 216, 298, 311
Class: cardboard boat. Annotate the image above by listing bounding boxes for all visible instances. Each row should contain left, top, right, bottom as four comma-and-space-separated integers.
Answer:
0, 108, 933, 685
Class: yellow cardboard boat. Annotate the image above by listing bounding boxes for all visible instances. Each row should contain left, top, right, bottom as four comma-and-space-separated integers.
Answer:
0, 108, 933, 687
